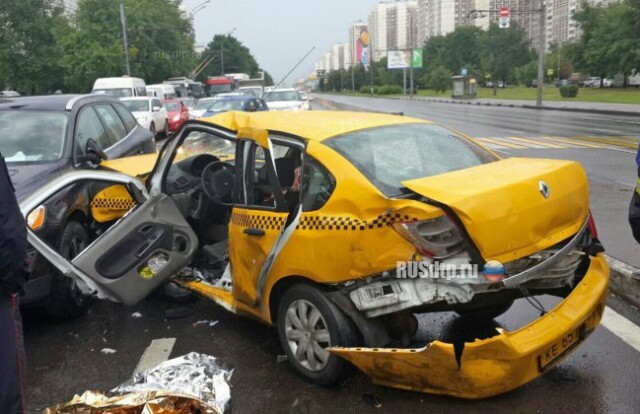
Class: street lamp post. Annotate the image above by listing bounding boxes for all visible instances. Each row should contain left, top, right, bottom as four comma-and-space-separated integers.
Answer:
191, 0, 211, 17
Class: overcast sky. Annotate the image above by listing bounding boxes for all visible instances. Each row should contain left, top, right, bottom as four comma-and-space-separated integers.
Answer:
185, 0, 379, 85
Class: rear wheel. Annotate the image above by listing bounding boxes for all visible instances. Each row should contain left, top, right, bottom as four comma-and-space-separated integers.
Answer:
277, 284, 359, 386
149, 122, 156, 138
46, 221, 92, 319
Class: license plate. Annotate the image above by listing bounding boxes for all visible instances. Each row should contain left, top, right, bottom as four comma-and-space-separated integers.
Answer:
537, 325, 585, 372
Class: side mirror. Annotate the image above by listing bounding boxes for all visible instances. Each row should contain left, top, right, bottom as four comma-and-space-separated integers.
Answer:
77, 138, 108, 165
152, 106, 161, 112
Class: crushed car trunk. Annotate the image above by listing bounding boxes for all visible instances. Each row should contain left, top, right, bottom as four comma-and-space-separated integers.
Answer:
402, 157, 589, 264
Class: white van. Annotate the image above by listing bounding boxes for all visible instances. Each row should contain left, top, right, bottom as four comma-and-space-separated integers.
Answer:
146, 84, 177, 100
92, 77, 147, 98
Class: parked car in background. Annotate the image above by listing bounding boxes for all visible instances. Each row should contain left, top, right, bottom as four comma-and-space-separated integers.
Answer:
92, 76, 147, 98
525, 80, 538, 88
146, 84, 177, 100
592, 78, 612, 88
1, 90, 21, 98
120, 97, 169, 138
582, 77, 600, 88
263, 88, 306, 111
555, 79, 571, 87
200, 96, 268, 117
191, 97, 220, 119
0, 94, 155, 318
164, 99, 190, 132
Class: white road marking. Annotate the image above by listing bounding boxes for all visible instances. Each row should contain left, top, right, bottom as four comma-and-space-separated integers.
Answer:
133, 337, 176, 375
602, 307, 640, 353
615, 181, 636, 188
503, 129, 526, 135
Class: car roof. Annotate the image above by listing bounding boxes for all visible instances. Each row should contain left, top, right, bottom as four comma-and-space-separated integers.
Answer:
120, 97, 151, 101
203, 110, 430, 142
0, 94, 119, 111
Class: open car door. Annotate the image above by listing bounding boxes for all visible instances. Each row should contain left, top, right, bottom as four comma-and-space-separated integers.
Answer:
20, 169, 198, 305
228, 127, 301, 306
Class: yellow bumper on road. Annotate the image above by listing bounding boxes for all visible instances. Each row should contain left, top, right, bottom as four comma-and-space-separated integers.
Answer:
329, 254, 609, 399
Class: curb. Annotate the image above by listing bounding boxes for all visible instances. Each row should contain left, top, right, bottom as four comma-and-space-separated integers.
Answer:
393, 96, 640, 117
607, 255, 640, 309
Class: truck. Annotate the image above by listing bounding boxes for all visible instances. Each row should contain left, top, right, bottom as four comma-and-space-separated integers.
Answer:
206, 76, 235, 96
628, 69, 640, 87
236, 72, 266, 98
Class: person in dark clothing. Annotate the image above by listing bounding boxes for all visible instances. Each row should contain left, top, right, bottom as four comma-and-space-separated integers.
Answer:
0, 152, 28, 414
630, 145, 640, 245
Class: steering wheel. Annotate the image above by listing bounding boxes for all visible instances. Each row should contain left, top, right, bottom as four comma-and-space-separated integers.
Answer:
201, 161, 235, 205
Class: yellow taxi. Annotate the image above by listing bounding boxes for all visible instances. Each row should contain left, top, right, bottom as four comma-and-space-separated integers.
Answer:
21, 111, 609, 398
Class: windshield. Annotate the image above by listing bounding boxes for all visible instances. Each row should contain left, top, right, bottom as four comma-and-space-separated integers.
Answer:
164, 102, 179, 111
208, 100, 245, 111
325, 124, 497, 197
0, 110, 68, 164
195, 99, 218, 110
265, 91, 300, 102
209, 84, 232, 94
121, 100, 150, 112
93, 88, 133, 97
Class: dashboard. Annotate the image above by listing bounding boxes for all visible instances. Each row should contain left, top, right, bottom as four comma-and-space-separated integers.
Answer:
165, 154, 220, 194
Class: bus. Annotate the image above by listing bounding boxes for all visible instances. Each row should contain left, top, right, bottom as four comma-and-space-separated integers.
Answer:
163, 77, 205, 98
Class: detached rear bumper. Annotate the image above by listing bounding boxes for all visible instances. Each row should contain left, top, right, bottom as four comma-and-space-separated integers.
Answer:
329, 253, 609, 399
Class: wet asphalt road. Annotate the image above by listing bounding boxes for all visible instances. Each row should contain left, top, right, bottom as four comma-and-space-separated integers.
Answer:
23, 289, 640, 413
22, 98, 640, 413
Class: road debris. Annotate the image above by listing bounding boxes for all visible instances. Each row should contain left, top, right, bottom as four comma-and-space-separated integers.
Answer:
100, 348, 117, 355
362, 393, 382, 408
193, 320, 218, 328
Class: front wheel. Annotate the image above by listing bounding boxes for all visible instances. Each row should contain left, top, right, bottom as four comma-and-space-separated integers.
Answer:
46, 221, 93, 319
277, 284, 359, 386
149, 122, 156, 138
162, 120, 169, 138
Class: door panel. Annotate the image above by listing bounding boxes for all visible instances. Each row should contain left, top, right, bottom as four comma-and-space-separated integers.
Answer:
73, 193, 198, 305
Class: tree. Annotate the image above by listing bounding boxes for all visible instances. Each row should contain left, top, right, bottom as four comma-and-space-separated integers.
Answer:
480, 23, 535, 85
60, 0, 195, 92
429, 66, 451, 94
196, 35, 264, 81
0, 1, 72, 94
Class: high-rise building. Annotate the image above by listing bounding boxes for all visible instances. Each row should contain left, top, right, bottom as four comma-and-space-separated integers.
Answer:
330, 43, 348, 71
368, 1, 419, 62
545, 0, 619, 49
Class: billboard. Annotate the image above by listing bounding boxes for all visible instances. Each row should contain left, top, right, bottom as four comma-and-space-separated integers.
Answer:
356, 26, 370, 67
387, 49, 423, 69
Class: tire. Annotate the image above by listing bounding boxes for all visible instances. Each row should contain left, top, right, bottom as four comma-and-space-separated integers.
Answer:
277, 284, 359, 386
162, 120, 169, 138
455, 299, 514, 321
45, 221, 92, 319
149, 122, 156, 138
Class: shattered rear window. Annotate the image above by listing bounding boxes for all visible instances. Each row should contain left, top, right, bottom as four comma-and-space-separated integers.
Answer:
325, 123, 497, 197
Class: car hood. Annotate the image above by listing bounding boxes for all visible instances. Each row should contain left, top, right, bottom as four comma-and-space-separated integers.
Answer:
401, 157, 589, 263
8, 161, 66, 202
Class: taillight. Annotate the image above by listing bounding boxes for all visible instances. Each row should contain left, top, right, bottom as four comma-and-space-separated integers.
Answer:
587, 210, 598, 239
392, 215, 465, 259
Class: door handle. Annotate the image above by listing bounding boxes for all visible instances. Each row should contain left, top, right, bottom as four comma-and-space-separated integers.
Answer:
244, 228, 265, 237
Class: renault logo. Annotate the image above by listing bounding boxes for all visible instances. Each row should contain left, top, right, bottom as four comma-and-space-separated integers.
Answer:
539, 180, 550, 199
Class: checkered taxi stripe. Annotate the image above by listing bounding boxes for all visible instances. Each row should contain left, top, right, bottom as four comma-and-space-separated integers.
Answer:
231, 212, 419, 231
90, 198, 137, 210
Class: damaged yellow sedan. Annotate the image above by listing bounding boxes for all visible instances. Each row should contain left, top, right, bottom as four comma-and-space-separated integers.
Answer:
21, 111, 609, 399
